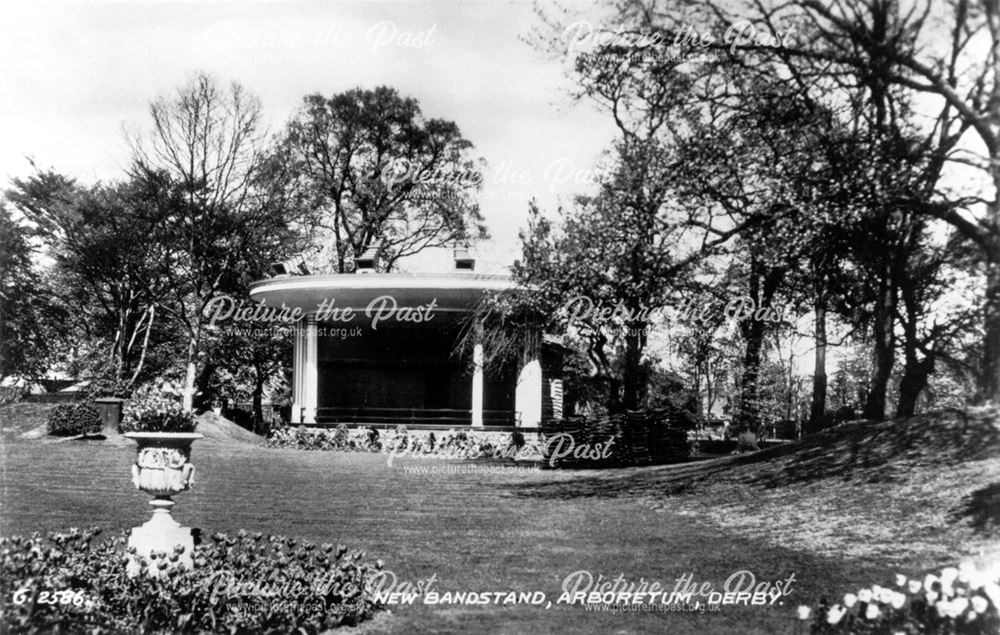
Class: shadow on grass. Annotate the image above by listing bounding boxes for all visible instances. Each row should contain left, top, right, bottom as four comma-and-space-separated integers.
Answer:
749, 407, 1000, 488
506, 407, 1000, 504
950, 482, 1000, 534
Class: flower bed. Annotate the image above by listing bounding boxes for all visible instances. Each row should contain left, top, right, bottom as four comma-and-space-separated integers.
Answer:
797, 562, 1000, 634
267, 415, 690, 469
1, 527, 383, 633
266, 424, 521, 459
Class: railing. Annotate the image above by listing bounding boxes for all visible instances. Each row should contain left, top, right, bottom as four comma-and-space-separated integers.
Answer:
305, 407, 518, 428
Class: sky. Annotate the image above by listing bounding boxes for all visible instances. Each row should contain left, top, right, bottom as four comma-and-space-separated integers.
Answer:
0, 0, 619, 274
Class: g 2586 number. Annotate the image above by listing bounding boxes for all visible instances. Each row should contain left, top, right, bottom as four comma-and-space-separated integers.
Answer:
12, 588, 91, 607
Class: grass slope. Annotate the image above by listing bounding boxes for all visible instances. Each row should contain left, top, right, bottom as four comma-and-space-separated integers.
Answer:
514, 406, 1000, 570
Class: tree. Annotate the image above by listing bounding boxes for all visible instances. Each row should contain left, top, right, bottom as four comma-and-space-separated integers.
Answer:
687, 0, 1000, 401
670, 290, 733, 425
8, 173, 175, 389
894, 234, 980, 416
210, 327, 291, 430
129, 72, 308, 411
0, 204, 66, 384
534, 0, 991, 423
280, 86, 487, 272
515, 137, 693, 411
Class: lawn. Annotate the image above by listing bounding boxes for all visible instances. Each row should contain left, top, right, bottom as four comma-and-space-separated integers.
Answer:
2, 406, 997, 634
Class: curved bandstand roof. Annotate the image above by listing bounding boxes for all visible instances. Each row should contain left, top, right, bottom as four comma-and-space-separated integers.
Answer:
249, 273, 516, 323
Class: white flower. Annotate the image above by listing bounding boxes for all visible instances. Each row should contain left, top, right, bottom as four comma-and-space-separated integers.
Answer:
924, 574, 939, 592
958, 561, 976, 584
968, 571, 988, 590
796, 605, 811, 620
984, 582, 1000, 608
872, 584, 887, 602
889, 591, 906, 610
894, 573, 907, 587
827, 605, 847, 624
984, 560, 1000, 580
865, 603, 880, 620
971, 596, 989, 613
907, 579, 922, 594
952, 597, 969, 613
843, 593, 858, 607
858, 588, 873, 603
936, 600, 962, 619
926, 591, 939, 604
940, 567, 959, 586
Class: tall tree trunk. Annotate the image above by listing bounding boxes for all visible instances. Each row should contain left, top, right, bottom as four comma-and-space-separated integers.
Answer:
704, 359, 715, 421
252, 366, 265, 433
735, 262, 784, 433
863, 265, 896, 420
897, 271, 927, 417
622, 320, 647, 410
809, 297, 828, 431
194, 361, 216, 413
981, 148, 1000, 402
736, 321, 766, 433
691, 365, 703, 427
983, 253, 1000, 403
785, 344, 794, 422
897, 356, 933, 417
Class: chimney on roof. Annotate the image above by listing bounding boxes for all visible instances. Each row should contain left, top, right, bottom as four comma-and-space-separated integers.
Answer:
453, 246, 475, 271
354, 241, 381, 273
270, 256, 310, 277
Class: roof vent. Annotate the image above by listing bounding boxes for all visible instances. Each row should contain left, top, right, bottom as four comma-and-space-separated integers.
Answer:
270, 257, 310, 277
354, 241, 381, 273
453, 247, 475, 271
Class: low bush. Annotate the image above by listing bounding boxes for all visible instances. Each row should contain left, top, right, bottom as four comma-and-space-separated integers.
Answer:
266, 418, 690, 468
46, 402, 102, 437
84, 376, 133, 400
797, 562, 1000, 634
331, 423, 350, 447
0, 527, 384, 633
121, 383, 196, 433
266, 425, 515, 460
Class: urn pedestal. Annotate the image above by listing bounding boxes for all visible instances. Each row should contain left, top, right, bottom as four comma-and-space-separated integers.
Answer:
124, 432, 203, 577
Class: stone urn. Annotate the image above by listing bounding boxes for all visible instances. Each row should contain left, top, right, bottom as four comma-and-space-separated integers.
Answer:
124, 432, 203, 576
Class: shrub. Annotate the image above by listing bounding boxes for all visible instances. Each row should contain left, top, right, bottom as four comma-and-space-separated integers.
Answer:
46, 402, 102, 437
0, 527, 384, 633
797, 562, 1000, 634
85, 376, 133, 400
511, 430, 525, 448
121, 384, 196, 433
332, 423, 350, 448
363, 427, 381, 451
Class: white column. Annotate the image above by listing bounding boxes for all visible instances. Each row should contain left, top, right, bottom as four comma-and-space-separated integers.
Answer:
292, 320, 305, 423
303, 315, 318, 424
471, 335, 484, 427
515, 359, 542, 427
